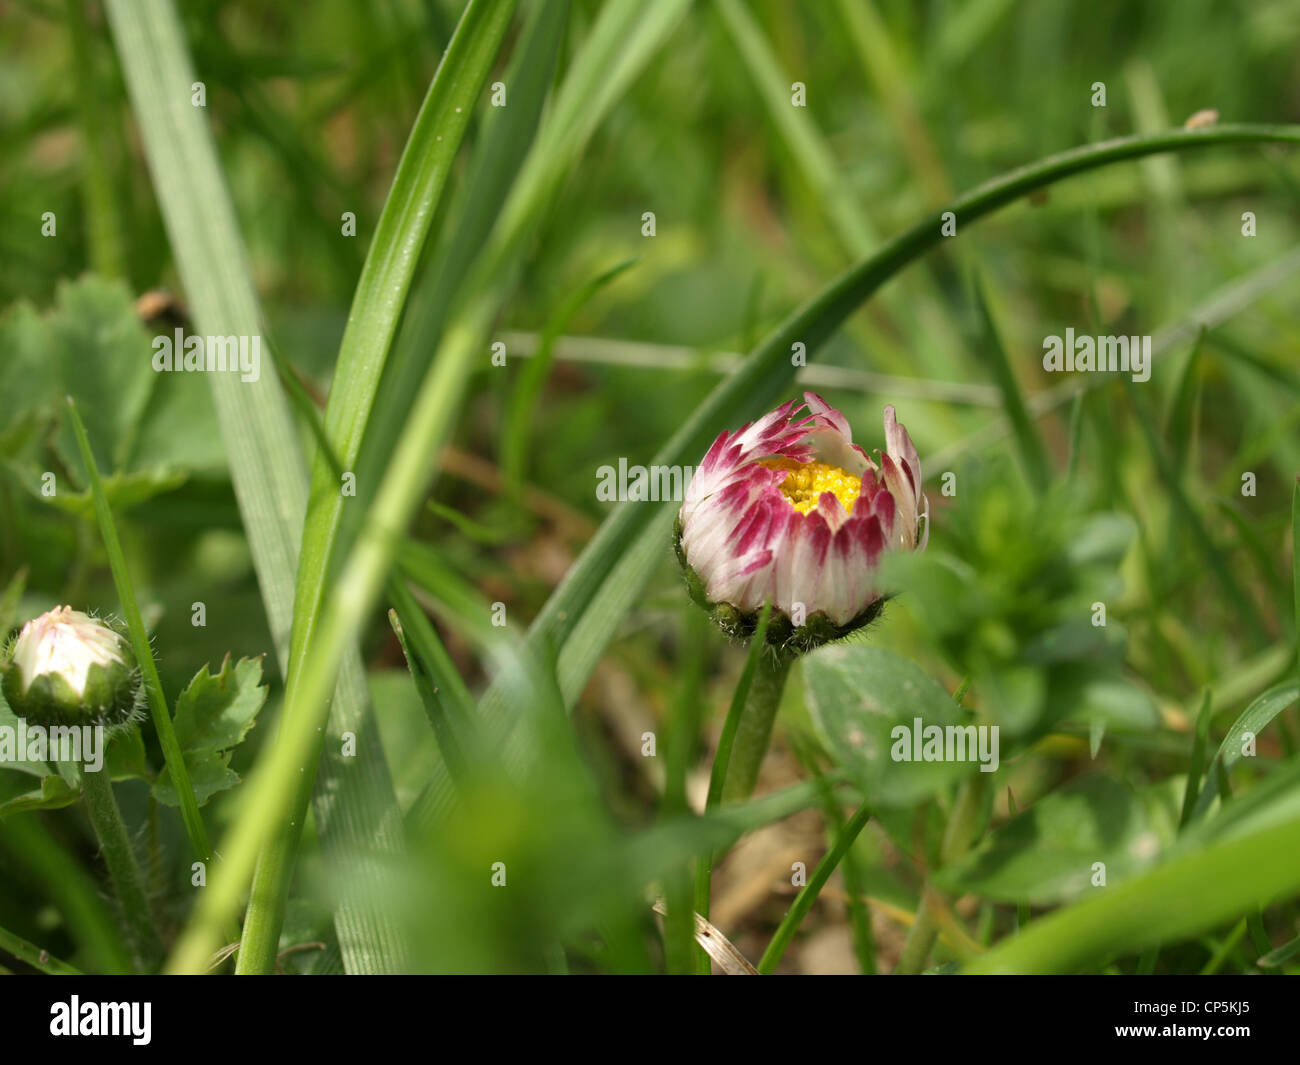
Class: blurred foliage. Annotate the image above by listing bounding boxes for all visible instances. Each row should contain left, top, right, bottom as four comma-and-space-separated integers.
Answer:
2, 0, 1300, 974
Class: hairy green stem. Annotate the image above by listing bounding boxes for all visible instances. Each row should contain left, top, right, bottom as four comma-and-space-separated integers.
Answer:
722, 650, 794, 803
80, 768, 160, 970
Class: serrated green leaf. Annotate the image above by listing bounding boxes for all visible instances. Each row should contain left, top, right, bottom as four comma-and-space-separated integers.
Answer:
153, 655, 266, 807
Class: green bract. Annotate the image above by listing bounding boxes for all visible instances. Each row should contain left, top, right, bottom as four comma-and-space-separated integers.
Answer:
1, 606, 140, 728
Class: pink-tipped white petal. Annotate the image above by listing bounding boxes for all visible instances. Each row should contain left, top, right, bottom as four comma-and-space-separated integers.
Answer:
678, 396, 928, 631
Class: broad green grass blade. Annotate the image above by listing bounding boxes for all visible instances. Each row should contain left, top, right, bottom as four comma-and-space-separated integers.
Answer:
965, 808, 1300, 973
104, 0, 405, 974
237, 0, 519, 976
348, 0, 573, 521
167, 0, 694, 973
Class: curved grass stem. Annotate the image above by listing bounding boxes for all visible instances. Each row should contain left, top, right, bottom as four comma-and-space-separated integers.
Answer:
66, 398, 212, 864
757, 799, 873, 974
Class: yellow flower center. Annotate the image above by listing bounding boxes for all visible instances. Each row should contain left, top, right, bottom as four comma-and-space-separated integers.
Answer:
760, 458, 862, 515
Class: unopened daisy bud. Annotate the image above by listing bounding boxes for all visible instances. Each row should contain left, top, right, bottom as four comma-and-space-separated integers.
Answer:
675, 393, 928, 652
1, 606, 139, 727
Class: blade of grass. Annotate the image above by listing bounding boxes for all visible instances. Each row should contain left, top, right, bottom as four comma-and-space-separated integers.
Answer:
966, 809, 1300, 974
0, 923, 82, 975
1179, 689, 1214, 828
790, 732, 876, 973
757, 799, 873, 974
236, 0, 519, 976
1257, 929, 1300, 968
1190, 681, 1300, 821
347, 0, 574, 540
496, 331, 1005, 405
1128, 382, 1268, 644
66, 397, 210, 864
663, 609, 708, 974
387, 595, 472, 786
970, 270, 1050, 493
104, 0, 406, 974
502, 257, 638, 498
168, 0, 693, 973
